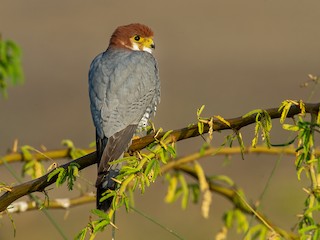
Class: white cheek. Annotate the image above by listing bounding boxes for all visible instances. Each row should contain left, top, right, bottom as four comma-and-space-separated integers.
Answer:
143, 46, 153, 54
131, 42, 140, 51
131, 42, 152, 53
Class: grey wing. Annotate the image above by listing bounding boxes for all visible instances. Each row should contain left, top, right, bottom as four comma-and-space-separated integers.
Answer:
89, 52, 110, 139
91, 50, 160, 139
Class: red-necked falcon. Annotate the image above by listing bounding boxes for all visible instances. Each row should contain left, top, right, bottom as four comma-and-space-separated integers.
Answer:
89, 23, 160, 211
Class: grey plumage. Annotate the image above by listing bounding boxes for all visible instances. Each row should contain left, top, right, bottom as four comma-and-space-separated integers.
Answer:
89, 47, 160, 211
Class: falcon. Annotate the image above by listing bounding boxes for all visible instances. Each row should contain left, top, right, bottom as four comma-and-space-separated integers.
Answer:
88, 23, 160, 211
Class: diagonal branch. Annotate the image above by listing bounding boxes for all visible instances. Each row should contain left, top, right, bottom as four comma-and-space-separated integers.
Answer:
0, 152, 96, 212
0, 102, 319, 212
0, 148, 94, 165
129, 102, 320, 151
6, 194, 96, 213
5, 145, 320, 214
177, 165, 298, 240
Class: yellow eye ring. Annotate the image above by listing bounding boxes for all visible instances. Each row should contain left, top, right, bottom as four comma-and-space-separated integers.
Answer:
134, 35, 141, 41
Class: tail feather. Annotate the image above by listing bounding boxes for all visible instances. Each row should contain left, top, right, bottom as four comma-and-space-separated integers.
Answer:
95, 125, 137, 212
96, 169, 120, 211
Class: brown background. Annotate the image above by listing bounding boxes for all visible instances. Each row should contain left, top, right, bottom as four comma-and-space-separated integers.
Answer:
1, 1, 320, 239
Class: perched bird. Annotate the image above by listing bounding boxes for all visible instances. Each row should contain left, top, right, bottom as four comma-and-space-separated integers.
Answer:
89, 23, 160, 211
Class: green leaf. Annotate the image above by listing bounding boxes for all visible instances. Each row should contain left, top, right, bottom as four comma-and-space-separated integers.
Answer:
62, 139, 86, 159
72, 165, 79, 177
223, 210, 234, 228
198, 121, 204, 135
304, 205, 320, 216
225, 134, 235, 148
91, 209, 110, 220
93, 219, 109, 233
20, 145, 34, 161
145, 158, 156, 176
282, 124, 299, 131
242, 109, 263, 118
161, 130, 173, 141
0, 40, 7, 62
197, 105, 205, 117
235, 131, 245, 160
252, 121, 261, 148
166, 145, 177, 158
190, 184, 200, 203
178, 173, 189, 209
144, 172, 151, 187
196, 106, 207, 135
47, 168, 63, 182
120, 166, 139, 175
132, 177, 139, 191
234, 209, 249, 233
127, 187, 135, 209
22, 160, 35, 177
100, 190, 116, 203
6, 40, 22, 58
194, 162, 208, 192
157, 148, 167, 164
214, 115, 231, 127
144, 158, 160, 182
298, 225, 319, 235
124, 194, 130, 212
74, 227, 88, 240
33, 160, 44, 178
89, 141, 96, 148
244, 224, 268, 240
139, 173, 146, 193
260, 111, 272, 147
278, 100, 300, 124
165, 174, 178, 203
56, 168, 67, 187
251, 111, 272, 148
299, 100, 306, 116
109, 156, 137, 165
0, 38, 24, 98
210, 175, 234, 186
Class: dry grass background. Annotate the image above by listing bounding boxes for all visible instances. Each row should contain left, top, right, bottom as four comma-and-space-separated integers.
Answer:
1, 1, 320, 239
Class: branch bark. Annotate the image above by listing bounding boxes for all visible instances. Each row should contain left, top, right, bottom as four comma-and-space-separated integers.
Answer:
1, 102, 319, 212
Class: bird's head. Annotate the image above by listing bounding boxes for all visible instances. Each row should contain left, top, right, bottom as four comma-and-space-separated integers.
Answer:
109, 23, 155, 54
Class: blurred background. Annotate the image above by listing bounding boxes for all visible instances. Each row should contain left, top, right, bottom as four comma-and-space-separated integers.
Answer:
1, 0, 319, 239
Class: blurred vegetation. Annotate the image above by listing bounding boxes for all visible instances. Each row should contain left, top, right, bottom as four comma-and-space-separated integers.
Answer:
1, 101, 319, 240
0, 34, 24, 98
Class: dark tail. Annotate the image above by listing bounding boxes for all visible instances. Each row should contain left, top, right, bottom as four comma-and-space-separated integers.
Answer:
95, 135, 112, 211
95, 125, 137, 211
95, 134, 122, 212
96, 169, 120, 211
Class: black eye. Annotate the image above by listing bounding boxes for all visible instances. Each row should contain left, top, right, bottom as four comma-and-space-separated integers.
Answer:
134, 35, 140, 41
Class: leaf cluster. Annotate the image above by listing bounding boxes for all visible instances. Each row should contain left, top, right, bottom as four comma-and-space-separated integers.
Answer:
47, 162, 80, 190
0, 35, 24, 98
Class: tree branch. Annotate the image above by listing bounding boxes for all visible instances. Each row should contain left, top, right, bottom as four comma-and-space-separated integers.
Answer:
177, 165, 298, 239
0, 148, 94, 165
6, 194, 96, 213
0, 152, 96, 212
0, 102, 319, 212
5, 146, 320, 214
129, 102, 320, 151
160, 146, 320, 174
